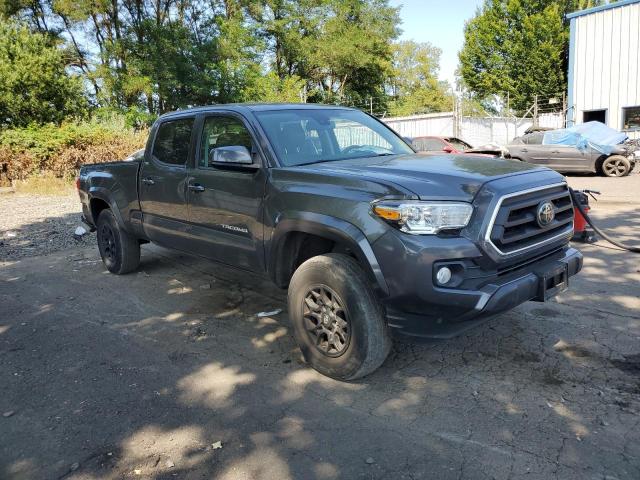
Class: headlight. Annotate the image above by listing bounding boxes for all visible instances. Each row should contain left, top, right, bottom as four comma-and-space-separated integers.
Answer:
373, 201, 473, 234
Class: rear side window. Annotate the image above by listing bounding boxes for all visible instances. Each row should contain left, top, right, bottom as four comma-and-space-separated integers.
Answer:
152, 118, 194, 165
522, 132, 544, 145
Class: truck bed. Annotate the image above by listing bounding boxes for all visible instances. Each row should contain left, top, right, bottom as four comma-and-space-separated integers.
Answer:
78, 160, 142, 230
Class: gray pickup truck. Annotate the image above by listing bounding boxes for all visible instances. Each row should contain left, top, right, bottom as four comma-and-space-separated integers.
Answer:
78, 104, 583, 380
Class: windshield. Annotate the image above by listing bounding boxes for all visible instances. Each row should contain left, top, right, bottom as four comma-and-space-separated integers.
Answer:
447, 138, 472, 151
254, 108, 414, 166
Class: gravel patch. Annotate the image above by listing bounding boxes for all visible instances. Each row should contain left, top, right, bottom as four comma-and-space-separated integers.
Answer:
0, 192, 96, 260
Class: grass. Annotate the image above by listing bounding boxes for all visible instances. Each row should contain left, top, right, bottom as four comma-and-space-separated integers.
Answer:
13, 173, 76, 196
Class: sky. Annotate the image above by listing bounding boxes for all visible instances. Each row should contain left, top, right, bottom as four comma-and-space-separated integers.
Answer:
389, 0, 484, 85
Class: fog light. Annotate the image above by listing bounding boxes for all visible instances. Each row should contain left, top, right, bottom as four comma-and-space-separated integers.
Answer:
436, 267, 452, 285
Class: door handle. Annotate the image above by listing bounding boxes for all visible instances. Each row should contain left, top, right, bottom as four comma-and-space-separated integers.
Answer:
141, 177, 155, 185
521, 148, 528, 153
551, 150, 560, 154
188, 184, 206, 192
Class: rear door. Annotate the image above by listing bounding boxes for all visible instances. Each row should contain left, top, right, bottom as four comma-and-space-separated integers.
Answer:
139, 116, 195, 249
511, 133, 553, 165
186, 113, 267, 272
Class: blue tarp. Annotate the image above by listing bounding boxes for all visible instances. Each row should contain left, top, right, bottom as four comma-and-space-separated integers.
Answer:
542, 121, 628, 154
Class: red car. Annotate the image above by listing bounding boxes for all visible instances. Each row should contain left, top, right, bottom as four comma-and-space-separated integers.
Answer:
411, 136, 473, 154
411, 136, 505, 157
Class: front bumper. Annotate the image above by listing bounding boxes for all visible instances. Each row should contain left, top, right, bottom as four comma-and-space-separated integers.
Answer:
372, 229, 582, 339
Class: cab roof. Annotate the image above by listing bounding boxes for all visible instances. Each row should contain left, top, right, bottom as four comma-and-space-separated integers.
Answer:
158, 103, 357, 120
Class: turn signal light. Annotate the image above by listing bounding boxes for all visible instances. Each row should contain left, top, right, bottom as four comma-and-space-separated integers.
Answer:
373, 205, 401, 221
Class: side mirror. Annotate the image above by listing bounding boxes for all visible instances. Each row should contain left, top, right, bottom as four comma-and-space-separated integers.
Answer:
442, 145, 455, 153
210, 145, 253, 165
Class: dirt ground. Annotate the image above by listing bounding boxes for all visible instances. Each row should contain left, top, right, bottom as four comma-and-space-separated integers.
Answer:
1, 173, 639, 480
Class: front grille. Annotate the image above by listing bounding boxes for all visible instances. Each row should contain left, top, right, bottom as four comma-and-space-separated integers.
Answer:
488, 184, 573, 255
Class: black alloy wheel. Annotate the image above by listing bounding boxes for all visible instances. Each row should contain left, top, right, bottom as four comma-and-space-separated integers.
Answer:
98, 223, 117, 264
303, 285, 351, 357
96, 209, 140, 274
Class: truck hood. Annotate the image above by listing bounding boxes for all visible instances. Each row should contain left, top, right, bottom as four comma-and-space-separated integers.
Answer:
304, 153, 553, 201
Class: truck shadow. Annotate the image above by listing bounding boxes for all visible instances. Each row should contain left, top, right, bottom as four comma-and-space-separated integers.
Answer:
1, 208, 639, 479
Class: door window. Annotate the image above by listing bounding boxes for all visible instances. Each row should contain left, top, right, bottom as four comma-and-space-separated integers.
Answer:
199, 116, 254, 168
522, 132, 544, 145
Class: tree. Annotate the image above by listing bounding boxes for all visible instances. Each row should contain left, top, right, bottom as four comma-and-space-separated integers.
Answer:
242, 72, 305, 102
458, 0, 605, 114
308, 0, 400, 104
251, 0, 400, 104
1, 0, 405, 117
387, 40, 452, 116
0, 20, 86, 127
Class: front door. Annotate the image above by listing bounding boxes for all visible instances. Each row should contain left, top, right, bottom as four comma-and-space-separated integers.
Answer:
139, 116, 195, 249
187, 114, 267, 272
548, 145, 593, 172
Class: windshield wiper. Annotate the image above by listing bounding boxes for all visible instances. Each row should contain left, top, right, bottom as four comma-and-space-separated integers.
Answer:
294, 158, 342, 166
294, 152, 399, 167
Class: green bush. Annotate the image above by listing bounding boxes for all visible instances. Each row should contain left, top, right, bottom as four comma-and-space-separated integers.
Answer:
0, 116, 148, 180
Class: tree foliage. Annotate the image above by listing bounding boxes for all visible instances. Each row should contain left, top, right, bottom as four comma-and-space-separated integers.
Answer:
387, 40, 452, 116
1, 0, 414, 117
0, 19, 86, 127
458, 0, 606, 114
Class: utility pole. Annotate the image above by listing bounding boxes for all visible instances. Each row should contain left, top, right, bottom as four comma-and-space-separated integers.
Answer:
533, 95, 539, 127
452, 87, 458, 137
369, 97, 373, 115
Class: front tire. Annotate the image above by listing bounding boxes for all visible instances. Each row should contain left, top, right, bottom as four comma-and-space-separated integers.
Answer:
287, 253, 391, 380
601, 155, 631, 177
96, 209, 140, 274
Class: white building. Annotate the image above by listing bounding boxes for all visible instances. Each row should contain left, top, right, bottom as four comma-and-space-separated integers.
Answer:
567, 0, 640, 138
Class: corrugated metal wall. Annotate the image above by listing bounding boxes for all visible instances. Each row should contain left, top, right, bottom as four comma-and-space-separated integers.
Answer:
569, 1, 640, 139
382, 112, 455, 138
383, 113, 563, 146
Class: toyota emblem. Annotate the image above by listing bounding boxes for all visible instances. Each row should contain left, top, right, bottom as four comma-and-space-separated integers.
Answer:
536, 201, 555, 227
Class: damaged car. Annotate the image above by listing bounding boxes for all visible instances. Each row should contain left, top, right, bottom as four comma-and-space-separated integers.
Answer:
507, 121, 638, 177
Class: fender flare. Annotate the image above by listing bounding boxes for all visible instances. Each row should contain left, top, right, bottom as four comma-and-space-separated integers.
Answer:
87, 187, 127, 230
268, 212, 389, 296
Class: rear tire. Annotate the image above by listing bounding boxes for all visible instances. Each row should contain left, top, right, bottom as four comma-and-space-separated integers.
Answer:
287, 253, 391, 380
601, 155, 631, 177
96, 209, 140, 274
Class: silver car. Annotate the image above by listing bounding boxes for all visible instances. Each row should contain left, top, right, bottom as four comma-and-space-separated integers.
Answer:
507, 132, 635, 177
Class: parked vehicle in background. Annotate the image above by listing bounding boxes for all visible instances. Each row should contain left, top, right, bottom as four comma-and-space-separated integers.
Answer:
123, 149, 145, 162
411, 136, 506, 157
78, 104, 582, 380
507, 131, 636, 177
411, 136, 473, 154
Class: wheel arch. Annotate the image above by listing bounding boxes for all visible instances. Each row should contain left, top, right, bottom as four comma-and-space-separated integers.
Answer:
88, 188, 127, 230
267, 213, 389, 296
594, 154, 608, 174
